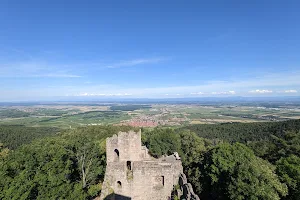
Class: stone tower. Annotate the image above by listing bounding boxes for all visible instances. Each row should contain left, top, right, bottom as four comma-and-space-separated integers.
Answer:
105, 130, 149, 163
100, 130, 183, 200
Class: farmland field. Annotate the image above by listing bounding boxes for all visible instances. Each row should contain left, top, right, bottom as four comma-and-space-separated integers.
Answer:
0, 101, 300, 128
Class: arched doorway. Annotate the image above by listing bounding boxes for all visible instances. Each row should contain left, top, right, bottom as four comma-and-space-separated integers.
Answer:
117, 181, 122, 188
114, 149, 119, 162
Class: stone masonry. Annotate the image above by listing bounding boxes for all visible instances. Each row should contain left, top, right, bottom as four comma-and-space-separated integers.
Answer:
99, 130, 199, 200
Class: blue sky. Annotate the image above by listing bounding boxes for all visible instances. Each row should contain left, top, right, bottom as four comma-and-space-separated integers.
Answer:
0, 0, 300, 101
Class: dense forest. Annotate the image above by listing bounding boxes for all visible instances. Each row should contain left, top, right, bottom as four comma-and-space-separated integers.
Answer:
0, 109, 30, 118
110, 104, 151, 111
0, 120, 299, 199
181, 119, 300, 143
0, 126, 60, 149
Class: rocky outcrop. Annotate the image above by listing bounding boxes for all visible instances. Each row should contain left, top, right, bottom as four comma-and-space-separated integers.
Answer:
177, 173, 200, 200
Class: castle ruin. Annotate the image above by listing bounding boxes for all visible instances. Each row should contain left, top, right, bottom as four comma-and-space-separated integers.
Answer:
100, 130, 199, 200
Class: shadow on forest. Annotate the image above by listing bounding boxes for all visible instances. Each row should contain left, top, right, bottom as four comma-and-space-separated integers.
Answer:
104, 193, 131, 200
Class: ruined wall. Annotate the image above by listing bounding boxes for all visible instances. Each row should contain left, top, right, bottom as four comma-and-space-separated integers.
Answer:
100, 130, 186, 200
131, 160, 182, 199
101, 159, 182, 200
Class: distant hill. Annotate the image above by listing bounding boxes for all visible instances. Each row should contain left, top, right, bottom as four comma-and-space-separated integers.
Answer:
181, 119, 300, 143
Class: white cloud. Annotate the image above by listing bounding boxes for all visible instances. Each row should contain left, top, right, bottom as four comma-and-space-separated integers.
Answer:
105, 57, 166, 68
59, 70, 300, 98
249, 89, 273, 94
0, 61, 81, 78
105, 71, 300, 97
211, 91, 236, 95
283, 90, 297, 93
76, 93, 132, 97
3, 56, 300, 100
190, 92, 204, 95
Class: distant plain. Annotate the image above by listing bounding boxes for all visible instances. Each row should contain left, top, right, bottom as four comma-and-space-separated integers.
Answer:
1, 101, 300, 129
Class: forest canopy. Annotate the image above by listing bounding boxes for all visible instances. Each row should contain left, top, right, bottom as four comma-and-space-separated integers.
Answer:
0, 120, 300, 200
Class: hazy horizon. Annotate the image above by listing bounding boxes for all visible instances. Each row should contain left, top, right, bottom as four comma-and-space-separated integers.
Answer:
1, 95, 300, 104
